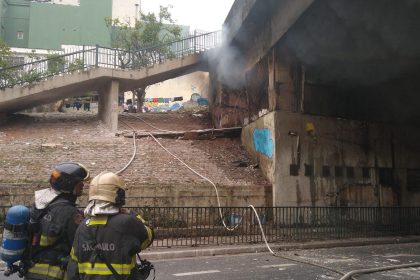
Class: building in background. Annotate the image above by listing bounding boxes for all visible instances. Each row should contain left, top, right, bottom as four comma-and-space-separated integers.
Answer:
0, 0, 188, 50
1, 0, 113, 50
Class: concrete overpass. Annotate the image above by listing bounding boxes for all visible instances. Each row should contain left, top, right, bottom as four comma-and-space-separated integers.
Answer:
0, 31, 221, 129
211, 0, 420, 207
0, 52, 208, 130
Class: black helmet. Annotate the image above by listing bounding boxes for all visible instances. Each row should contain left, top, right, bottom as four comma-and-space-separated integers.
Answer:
49, 162, 90, 193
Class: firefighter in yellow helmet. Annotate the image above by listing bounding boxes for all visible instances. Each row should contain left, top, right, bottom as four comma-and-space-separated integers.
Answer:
66, 172, 154, 280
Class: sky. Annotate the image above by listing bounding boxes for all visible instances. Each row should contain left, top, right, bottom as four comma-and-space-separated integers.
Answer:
140, 0, 235, 32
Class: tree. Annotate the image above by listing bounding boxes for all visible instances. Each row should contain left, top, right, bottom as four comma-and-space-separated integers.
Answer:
0, 39, 11, 68
0, 39, 13, 88
0, 41, 45, 88
105, 5, 181, 112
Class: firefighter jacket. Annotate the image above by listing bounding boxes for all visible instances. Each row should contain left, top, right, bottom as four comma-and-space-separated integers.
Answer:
66, 212, 154, 280
25, 197, 83, 280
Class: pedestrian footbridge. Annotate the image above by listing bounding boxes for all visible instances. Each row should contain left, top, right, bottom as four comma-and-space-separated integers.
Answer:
0, 31, 221, 130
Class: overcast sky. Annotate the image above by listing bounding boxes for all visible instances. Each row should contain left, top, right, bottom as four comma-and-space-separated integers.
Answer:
140, 0, 235, 31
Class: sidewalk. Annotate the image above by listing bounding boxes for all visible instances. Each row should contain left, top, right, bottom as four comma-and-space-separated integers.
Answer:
1, 236, 419, 270
141, 235, 420, 260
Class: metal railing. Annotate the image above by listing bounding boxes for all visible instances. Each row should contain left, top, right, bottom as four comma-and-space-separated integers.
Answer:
0, 30, 222, 89
0, 206, 419, 248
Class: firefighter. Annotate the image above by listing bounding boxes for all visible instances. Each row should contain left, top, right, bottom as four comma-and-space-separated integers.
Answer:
66, 172, 154, 280
25, 162, 90, 280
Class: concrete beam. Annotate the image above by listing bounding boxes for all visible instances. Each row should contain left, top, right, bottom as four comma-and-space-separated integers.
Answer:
224, 0, 315, 70
223, 0, 258, 45
0, 52, 206, 114
98, 80, 119, 131
247, 0, 314, 69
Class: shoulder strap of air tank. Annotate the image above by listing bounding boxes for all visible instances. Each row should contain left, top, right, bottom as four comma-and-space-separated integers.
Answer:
87, 225, 123, 280
48, 199, 73, 209
97, 253, 123, 280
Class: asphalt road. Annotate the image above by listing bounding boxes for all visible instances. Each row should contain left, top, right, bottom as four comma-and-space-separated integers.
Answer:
152, 243, 420, 280
1, 243, 420, 279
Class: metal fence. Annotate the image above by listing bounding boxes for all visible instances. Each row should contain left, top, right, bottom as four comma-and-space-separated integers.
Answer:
0, 30, 222, 89
0, 206, 419, 248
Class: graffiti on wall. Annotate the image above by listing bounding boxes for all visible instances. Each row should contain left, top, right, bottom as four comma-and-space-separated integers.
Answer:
253, 128, 273, 158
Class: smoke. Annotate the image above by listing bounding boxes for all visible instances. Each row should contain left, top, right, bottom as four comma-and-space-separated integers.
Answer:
205, 28, 247, 89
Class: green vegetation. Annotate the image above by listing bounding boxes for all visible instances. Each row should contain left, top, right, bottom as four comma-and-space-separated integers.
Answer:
105, 5, 181, 110
68, 58, 84, 73
105, 6, 181, 68
0, 46, 86, 89
0, 39, 11, 69
46, 53, 65, 74
0, 39, 14, 88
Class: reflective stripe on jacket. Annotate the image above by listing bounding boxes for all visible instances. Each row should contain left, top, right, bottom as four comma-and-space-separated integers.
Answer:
66, 213, 154, 280
25, 198, 82, 280
26, 263, 65, 280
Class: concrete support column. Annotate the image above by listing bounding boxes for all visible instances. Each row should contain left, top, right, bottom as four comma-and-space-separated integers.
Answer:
98, 80, 119, 131
268, 52, 295, 112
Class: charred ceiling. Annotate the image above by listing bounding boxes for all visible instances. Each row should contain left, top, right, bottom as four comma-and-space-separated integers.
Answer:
218, 0, 420, 125
280, 0, 420, 87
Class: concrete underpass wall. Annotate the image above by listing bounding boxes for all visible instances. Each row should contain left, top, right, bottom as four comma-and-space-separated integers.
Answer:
241, 111, 420, 207
240, 112, 275, 184
210, 36, 420, 207
210, 0, 420, 207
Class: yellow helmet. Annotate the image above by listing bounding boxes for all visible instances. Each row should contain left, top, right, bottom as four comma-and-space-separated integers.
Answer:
89, 172, 126, 206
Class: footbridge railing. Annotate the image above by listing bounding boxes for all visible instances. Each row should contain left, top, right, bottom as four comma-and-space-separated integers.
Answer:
0, 30, 221, 89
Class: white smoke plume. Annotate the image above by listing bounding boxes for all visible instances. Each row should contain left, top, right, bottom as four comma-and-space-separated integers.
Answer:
205, 28, 247, 89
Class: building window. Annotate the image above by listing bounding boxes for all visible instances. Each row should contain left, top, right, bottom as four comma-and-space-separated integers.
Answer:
334, 166, 343, 177
346, 166, 355, 178
379, 168, 394, 186
289, 164, 299, 176
362, 167, 370, 179
17, 31, 23, 40
407, 169, 420, 191
304, 164, 314, 177
322, 165, 330, 177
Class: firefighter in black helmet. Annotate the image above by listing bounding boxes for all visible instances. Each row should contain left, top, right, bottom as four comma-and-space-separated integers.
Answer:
24, 162, 90, 280
66, 172, 154, 280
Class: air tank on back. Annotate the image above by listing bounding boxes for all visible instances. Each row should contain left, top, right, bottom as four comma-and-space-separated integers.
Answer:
0, 205, 30, 275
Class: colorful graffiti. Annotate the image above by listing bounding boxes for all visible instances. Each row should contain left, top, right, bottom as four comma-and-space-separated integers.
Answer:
253, 128, 273, 158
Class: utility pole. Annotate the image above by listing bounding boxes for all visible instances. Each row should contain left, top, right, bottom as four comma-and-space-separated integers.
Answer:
135, 1, 142, 21
135, 4, 139, 21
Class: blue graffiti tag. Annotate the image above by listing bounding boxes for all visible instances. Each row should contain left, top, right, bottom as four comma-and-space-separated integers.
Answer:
253, 128, 273, 158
